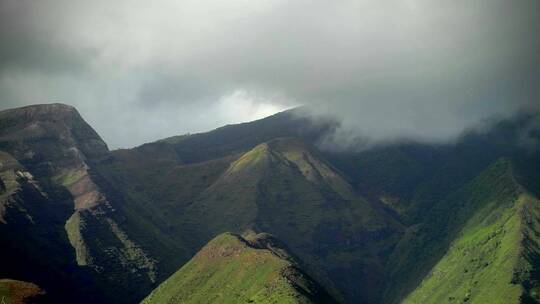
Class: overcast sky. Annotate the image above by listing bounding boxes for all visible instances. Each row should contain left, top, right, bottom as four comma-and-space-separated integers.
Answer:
1, 0, 539, 148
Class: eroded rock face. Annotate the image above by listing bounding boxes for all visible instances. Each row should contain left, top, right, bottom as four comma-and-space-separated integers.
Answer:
0, 104, 157, 304
0, 103, 109, 209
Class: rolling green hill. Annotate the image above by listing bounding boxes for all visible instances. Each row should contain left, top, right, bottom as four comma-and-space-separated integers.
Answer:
141, 232, 337, 304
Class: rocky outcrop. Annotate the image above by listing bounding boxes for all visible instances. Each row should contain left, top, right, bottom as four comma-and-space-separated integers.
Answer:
0, 104, 157, 303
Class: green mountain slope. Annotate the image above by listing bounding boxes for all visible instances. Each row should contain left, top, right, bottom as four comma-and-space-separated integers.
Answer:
180, 137, 403, 303
403, 161, 540, 303
97, 109, 540, 304
1, 103, 539, 304
141, 232, 337, 304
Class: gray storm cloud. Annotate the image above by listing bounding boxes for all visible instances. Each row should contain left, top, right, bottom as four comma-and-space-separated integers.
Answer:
0, 0, 539, 148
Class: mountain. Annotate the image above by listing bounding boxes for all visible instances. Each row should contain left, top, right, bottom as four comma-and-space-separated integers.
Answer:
96, 134, 403, 303
0, 103, 539, 303
177, 137, 402, 303
403, 160, 540, 303
0, 104, 170, 303
141, 232, 337, 304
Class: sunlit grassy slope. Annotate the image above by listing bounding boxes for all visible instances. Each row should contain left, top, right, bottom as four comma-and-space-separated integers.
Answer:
141, 233, 337, 304
403, 160, 540, 303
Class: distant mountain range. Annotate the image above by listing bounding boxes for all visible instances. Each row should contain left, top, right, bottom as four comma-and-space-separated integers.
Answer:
0, 103, 539, 303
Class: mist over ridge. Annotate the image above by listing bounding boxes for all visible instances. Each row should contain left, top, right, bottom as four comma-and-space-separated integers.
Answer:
1, 0, 538, 148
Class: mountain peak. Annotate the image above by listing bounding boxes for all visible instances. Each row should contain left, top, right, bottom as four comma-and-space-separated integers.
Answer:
0, 103, 79, 120
0, 103, 110, 210
0, 103, 109, 161
225, 138, 314, 171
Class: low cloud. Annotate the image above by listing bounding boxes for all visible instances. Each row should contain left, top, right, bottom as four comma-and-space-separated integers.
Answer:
0, 0, 538, 148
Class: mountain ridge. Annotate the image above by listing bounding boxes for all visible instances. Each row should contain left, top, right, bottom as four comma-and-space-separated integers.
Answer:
0, 103, 539, 303
141, 232, 338, 304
